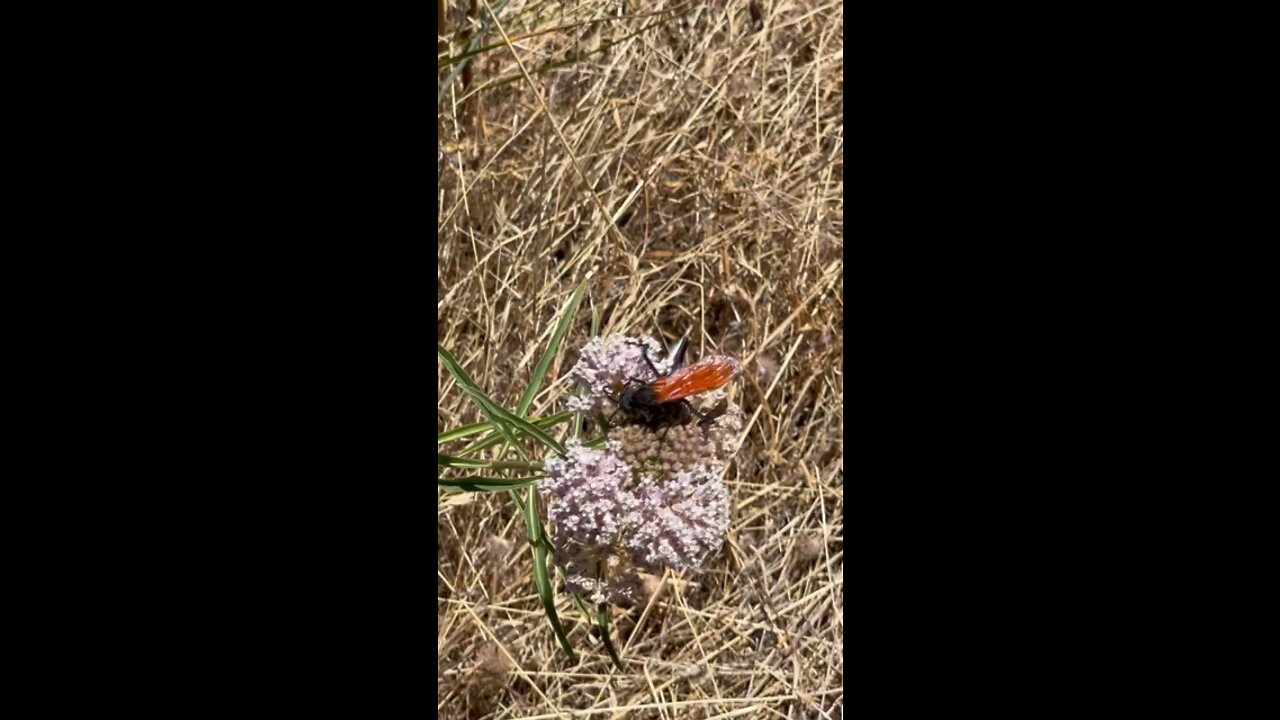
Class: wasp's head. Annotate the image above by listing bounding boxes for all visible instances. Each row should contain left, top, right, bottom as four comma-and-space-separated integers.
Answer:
618, 380, 659, 411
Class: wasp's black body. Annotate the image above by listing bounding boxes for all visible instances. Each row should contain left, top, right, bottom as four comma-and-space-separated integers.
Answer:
613, 331, 726, 430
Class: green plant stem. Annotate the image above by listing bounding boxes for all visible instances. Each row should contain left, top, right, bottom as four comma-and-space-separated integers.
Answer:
515, 487, 576, 660
460, 417, 568, 456
595, 558, 623, 670
439, 475, 543, 492
438, 453, 543, 471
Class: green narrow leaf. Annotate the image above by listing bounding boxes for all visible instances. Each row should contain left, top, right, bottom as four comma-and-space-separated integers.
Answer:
576, 298, 602, 439
439, 475, 543, 493
590, 556, 623, 669
465, 393, 530, 458
438, 453, 489, 468
438, 420, 495, 445
489, 403, 564, 454
436, 343, 476, 385
597, 603, 623, 670
460, 412, 573, 455
571, 592, 591, 622
536, 531, 592, 620
517, 280, 587, 418
438, 344, 556, 455
508, 489, 529, 515
516, 488, 576, 660
438, 453, 542, 471
438, 344, 532, 459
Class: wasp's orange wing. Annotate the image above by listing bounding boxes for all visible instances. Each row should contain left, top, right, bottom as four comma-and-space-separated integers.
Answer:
650, 356, 740, 403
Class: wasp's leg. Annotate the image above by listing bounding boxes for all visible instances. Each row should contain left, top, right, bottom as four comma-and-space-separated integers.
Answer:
639, 346, 662, 377
658, 420, 673, 441
681, 398, 712, 424
621, 339, 664, 377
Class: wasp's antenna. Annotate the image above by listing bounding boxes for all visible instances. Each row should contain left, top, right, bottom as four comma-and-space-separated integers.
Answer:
667, 327, 692, 371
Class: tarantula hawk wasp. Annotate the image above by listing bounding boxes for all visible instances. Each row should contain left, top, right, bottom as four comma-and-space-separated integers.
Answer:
609, 330, 740, 432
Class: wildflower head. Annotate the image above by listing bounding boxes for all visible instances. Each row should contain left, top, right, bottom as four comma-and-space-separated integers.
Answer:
541, 440, 639, 547
565, 336, 670, 415
541, 334, 744, 605
627, 465, 730, 570
539, 437, 733, 603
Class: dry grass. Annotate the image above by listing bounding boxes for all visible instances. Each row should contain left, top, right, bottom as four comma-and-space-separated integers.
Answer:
439, 1, 843, 717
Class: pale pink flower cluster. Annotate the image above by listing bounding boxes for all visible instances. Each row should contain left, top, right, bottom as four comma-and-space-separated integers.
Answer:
541, 439, 730, 603
543, 334, 740, 605
564, 336, 671, 415
541, 440, 639, 547
628, 466, 729, 571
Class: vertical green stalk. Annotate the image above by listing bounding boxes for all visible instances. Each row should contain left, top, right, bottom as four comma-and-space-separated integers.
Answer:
595, 558, 623, 670
597, 604, 622, 670
516, 488, 576, 660
510, 281, 587, 661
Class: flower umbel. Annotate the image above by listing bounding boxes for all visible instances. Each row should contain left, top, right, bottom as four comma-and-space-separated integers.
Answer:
541, 440, 639, 548
541, 335, 742, 604
627, 465, 729, 571
564, 336, 670, 415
